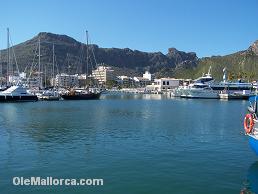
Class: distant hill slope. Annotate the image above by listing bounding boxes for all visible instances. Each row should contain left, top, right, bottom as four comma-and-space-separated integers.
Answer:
0, 32, 257, 80
0, 32, 197, 77
174, 40, 258, 81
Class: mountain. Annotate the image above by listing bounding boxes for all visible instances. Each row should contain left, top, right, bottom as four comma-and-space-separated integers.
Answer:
177, 40, 258, 81
0, 32, 198, 78
0, 32, 257, 81
248, 40, 258, 55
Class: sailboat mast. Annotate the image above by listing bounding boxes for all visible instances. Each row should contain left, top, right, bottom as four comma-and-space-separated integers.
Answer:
38, 37, 41, 88
86, 30, 89, 77
52, 44, 55, 82
0, 48, 2, 84
7, 28, 10, 86
44, 64, 47, 88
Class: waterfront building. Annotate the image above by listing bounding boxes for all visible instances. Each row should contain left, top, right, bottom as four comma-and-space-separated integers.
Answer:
143, 71, 154, 81
133, 77, 151, 87
117, 75, 134, 87
91, 65, 115, 85
8, 74, 22, 85
54, 73, 79, 88
25, 77, 41, 89
146, 78, 180, 92
8, 72, 41, 88
77, 74, 87, 87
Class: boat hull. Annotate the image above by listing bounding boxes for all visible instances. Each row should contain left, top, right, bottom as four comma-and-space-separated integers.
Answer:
41, 96, 60, 101
0, 95, 38, 102
249, 136, 258, 156
246, 161, 258, 193
180, 89, 219, 99
219, 93, 254, 100
61, 93, 101, 100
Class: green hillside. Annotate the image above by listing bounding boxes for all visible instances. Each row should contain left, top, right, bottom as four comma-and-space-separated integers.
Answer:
173, 50, 258, 81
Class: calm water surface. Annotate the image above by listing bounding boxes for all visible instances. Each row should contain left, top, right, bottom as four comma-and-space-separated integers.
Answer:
0, 94, 257, 194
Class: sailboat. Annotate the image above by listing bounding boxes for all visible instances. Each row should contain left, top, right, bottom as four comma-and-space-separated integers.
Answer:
0, 28, 38, 102
61, 31, 101, 100
40, 44, 60, 101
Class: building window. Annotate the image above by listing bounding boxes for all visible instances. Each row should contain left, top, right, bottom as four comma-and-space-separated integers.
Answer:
167, 81, 169, 85
163, 81, 165, 85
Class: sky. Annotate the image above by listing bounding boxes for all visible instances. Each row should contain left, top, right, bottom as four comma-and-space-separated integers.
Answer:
0, 0, 258, 57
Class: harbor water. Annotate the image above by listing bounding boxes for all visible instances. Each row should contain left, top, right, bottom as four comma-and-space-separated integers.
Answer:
0, 94, 257, 194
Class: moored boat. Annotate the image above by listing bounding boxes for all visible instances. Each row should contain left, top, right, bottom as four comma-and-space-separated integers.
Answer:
61, 30, 102, 100
0, 85, 38, 102
176, 67, 254, 99
61, 89, 101, 100
181, 86, 219, 99
178, 67, 219, 99
40, 90, 60, 101
219, 90, 255, 100
243, 96, 258, 155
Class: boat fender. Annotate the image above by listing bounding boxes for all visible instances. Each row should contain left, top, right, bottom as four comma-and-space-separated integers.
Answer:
244, 114, 254, 134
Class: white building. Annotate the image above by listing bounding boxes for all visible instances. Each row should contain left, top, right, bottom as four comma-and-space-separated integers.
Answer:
8, 72, 41, 88
91, 65, 115, 84
54, 73, 79, 88
8, 72, 26, 85
146, 78, 180, 92
133, 77, 151, 87
78, 74, 87, 80
117, 75, 134, 86
143, 71, 154, 81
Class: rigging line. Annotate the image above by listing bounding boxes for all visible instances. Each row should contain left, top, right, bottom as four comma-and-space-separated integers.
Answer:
78, 43, 85, 74
89, 38, 98, 68
89, 36, 101, 87
54, 54, 60, 85
24, 42, 37, 72
29, 45, 38, 75
9, 36, 20, 74
55, 56, 59, 76
26, 43, 39, 85
91, 47, 101, 85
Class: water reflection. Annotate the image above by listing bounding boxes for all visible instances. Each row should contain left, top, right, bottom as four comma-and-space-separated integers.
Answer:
0, 94, 255, 194
241, 161, 258, 193
102, 93, 169, 100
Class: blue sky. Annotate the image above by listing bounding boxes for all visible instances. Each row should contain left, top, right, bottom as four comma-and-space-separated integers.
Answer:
0, 0, 258, 57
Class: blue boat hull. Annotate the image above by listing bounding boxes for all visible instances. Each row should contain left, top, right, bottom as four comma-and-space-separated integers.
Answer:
249, 136, 258, 155
244, 162, 258, 193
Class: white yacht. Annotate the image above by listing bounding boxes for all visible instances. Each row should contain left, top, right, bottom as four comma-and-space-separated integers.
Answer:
176, 67, 254, 99
181, 86, 219, 99
179, 67, 219, 99
0, 85, 38, 102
